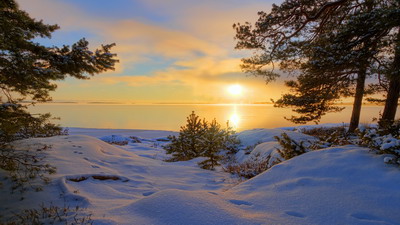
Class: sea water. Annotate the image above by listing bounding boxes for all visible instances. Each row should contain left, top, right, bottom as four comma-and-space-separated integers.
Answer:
28, 104, 391, 131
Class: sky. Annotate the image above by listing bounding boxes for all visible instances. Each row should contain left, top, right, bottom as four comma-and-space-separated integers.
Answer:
17, 0, 287, 104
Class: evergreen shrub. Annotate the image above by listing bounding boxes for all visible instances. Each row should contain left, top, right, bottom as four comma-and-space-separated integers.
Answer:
164, 111, 240, 170
357, 120, 400, 165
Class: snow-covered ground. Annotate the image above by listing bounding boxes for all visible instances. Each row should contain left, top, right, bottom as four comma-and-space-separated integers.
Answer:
1, 127, 400, 224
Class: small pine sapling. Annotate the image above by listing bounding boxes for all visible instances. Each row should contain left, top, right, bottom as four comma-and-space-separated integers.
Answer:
164, 135, 192, 162
164, 111, 207, 161
180, 111, 208, 157
198, 119, 225, 170
164, 112, 241, 170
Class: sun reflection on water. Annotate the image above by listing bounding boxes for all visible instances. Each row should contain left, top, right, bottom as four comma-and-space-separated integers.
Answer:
228, 104, 240, 129
229, 113, 240, 128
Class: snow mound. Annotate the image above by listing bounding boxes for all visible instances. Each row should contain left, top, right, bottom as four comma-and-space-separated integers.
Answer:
231, 146, 400, 225
236, 142, 282, 164
237, 128, 316, 147
114, 189, 263, 225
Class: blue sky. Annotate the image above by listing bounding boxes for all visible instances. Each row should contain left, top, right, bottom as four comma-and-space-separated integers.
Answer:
18, 0, 284, 103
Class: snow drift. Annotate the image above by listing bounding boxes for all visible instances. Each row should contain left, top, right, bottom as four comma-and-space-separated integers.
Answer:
1, 128, 400, 225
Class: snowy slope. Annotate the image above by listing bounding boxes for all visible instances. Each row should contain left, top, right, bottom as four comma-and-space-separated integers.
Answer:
1, 135, 237, 224
1, 128, 400, 225
230, 146, 400, 225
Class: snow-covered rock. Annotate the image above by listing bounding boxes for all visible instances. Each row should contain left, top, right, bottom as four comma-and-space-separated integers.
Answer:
235, 128, 316, 165
237, 128, 316, 148
236, 142, 283, 165
99, 134, 132, 144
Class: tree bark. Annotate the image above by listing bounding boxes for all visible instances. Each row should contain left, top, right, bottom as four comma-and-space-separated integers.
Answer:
382, 79, 400, 122
381, 30, 400, 122
349, 68, 367, 133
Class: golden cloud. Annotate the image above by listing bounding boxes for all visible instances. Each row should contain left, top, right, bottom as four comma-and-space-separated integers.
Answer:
18, 0, 285, 103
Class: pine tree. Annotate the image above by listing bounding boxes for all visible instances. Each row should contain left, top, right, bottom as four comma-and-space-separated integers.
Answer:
0, 104, 64, 143
198, 119, 225, 170
164, 112, 241, 170
0, 0, 118, 193
0, 0, 118, 141
180, 111, 207, 157
164, 111, 207, 161
234, 0, 400, 131
382, 30, 400, 123
164, 135, 190, 162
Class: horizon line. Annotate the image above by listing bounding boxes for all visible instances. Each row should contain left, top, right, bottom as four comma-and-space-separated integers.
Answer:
23, 101, 385, 106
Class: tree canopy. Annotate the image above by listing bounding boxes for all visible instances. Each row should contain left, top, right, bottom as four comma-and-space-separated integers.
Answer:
0, 0, 118, 104
234, 0, 400, 131
0, 0, 118, 141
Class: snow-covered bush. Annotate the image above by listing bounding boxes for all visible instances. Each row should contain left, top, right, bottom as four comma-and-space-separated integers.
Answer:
3, 203, 93, 225
300, 126, 352, 147
0, 144, 56, 193
164, 111, 240, 170
357, 123, 400, 165
378, 119, 400, 137
227, 131, 316, 179
224, 153, 280, 179
274, 133, 309, 160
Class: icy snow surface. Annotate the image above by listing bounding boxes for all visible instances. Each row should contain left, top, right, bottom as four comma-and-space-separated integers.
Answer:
1, 127, 400, 225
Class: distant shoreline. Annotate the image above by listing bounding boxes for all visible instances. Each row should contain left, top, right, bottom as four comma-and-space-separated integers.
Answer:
24, 102, 386, 106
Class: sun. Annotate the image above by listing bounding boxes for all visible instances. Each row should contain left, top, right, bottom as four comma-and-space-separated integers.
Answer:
227, 84, 243, 96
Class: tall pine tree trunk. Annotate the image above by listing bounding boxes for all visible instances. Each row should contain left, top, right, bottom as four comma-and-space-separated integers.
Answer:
381, 30, 400, 122
348, 1, 376, 133
382, 79, 400, 122
349, 68, 367, 133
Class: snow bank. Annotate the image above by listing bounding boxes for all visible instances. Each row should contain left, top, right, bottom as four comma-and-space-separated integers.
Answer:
2, 128, 400, 225
237, 128, 316, 147
231, 146, 400, 224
